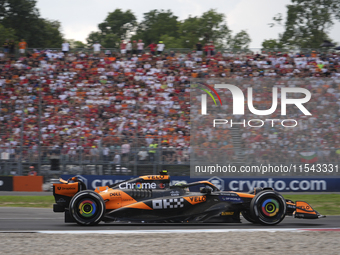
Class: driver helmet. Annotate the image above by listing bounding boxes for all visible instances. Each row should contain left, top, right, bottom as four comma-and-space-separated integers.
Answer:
175, 181, 189, 191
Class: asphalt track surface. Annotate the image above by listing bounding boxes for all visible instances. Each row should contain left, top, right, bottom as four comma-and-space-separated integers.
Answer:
0, 207, 339, 232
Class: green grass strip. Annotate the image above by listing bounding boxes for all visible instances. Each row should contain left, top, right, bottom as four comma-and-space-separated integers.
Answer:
0, 194, 339, 215
283, 194, 340, 216
0, 196, 55, 208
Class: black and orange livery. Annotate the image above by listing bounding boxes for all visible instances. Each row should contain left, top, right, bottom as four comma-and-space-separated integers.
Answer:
53, 172, 325, 225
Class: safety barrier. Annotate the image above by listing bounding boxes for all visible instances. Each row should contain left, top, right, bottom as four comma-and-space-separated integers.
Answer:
0, 176, 43, 192
61, 174, 340, 192
0, 176, 13, 191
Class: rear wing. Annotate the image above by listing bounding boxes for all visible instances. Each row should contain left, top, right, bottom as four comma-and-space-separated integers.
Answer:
53, 176, 87, 212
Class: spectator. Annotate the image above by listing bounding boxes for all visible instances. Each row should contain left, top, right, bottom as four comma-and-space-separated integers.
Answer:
9, 39, 15, 58
157, 41, 165, 55
203, 43, 209, 56
195, 41, 203, 56
208, 41, 215, 56
113, 152, 121, 172
3, 39, 9, 57
126, 40, 132, 55
68, 147, 77, 161
90, 146, 99, 162
132, 40, 137, 55
18, 39, 27, 56
61, 40, 70, 55
105, 49, 111, 57
121, 140, 131, 162
148, 141, 158, 162
161, 143, 171, 163
120, 40, 126, 55
0, 46, 340, 169
147, 42, 157, 55
92, 41, 103, 55
137, 147, 148, 163
28, 166, 37, 176
137, 39, 144, 54
102, 146, 110, 161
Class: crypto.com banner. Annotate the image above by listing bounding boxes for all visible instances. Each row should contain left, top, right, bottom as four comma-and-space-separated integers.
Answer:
61, 175, 340, 192
190, 78, 340, 177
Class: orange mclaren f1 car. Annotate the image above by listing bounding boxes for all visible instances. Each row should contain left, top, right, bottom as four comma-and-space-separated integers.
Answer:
53, 171, 325, 225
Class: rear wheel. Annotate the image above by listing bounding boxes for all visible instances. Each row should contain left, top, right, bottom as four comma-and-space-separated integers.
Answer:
69, 190, 105, 226
250, 190, 286, 225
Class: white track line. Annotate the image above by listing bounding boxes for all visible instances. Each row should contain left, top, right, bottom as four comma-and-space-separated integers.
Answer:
1, 228, 339, 234
36, 228, 340, 234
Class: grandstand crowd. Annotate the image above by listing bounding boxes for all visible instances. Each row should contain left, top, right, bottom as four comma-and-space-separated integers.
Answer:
1, 41, 340, 165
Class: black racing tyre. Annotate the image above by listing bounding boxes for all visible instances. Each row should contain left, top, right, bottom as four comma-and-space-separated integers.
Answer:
69, 190, 105, 226
249, 190, 286, 225
241, 210, 257, 224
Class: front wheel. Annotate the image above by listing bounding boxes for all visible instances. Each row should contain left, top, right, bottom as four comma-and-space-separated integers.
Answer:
69, 190, 105, 226
250, 190, 286, 225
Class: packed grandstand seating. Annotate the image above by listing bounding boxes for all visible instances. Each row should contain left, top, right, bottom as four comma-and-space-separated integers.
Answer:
0, 48, 340, 167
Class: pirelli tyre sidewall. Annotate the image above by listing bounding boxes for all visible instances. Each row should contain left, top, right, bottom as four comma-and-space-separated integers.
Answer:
69, 190, 105, 226
250, 190, 286, 225
241, 210, 257, 224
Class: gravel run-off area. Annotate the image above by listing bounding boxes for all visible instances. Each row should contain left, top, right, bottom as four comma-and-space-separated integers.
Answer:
1, 232, 340, 255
